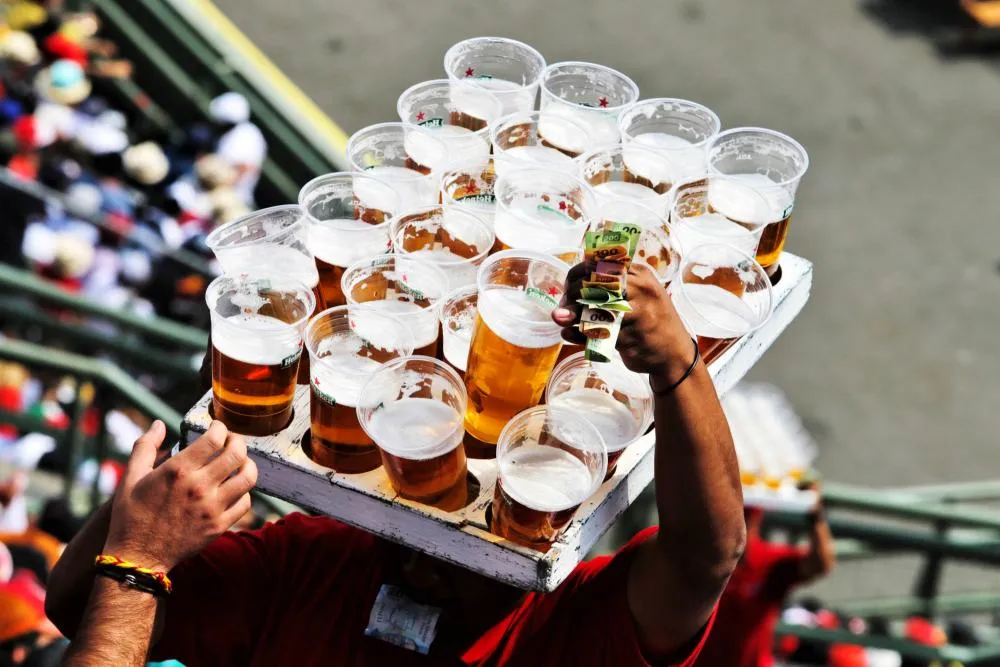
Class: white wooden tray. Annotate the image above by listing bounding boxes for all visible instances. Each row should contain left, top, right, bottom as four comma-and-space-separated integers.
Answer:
181, 253, 813, 591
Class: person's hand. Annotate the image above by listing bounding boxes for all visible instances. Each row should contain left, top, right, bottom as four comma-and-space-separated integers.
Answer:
552, 261, 695, 385
103, 420, 258, 572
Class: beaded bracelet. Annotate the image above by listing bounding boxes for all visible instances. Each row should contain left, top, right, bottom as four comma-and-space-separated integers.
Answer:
95, 554, 172, 597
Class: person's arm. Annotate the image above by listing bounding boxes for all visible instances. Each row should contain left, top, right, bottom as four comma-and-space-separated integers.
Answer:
554, 264, 746, 659
46, 419, 257, 643
797, 491, 835, 584
60, 577, 159, 667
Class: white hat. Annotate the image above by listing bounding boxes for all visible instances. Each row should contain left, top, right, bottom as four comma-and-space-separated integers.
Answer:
35, 102, 78, 140
120, 248, 152, 285
195, 153, 237, 189
21, 222, 56, 265
0, 31, 40, 66
209, 92, 250, 125
35, 59, 92, 106
65, 182, 102, 218
123, 141, 169, 186
216, 122, 266, 168
53, 233, 95, 278
76, 119, 128, 155
97, 109, 127, 131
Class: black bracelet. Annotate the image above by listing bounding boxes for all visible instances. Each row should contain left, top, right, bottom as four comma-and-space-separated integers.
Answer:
651, 338, 700, 396
95, 566, 169, 598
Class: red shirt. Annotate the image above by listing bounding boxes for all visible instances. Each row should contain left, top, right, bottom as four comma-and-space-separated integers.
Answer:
154, 514, 714, 667
693, 535, 806, 667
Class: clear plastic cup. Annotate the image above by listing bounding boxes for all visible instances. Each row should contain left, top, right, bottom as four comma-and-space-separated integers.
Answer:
546, 352, 653, 477
490, 111, 594, 180
596, 198, 681, 285
340, 254, 449, 358
205, 205, 319, 301
347, 122, 450, 210
670, 176, 772, 257
206, 272, 315, 436
579, 143, 677, 215
618, 98, 721, 178
463, 249, 568, 448
539, 61, 639, 146
390, 205, 494, 291
669, 243, 774, 364
438, 285, 478, 376
397, 79, 502, 164
298, 172, 400, 309
705, 127, 809, 273
439, 155, 498, 233
358, 356, 468, 508
304, 305, 414, 473
491, 405, 607, 550
494, 167, 597, 264
443, 37, 547, 116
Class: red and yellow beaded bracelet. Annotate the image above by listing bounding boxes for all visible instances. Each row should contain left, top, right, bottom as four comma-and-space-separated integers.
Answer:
94, 554, 173, 597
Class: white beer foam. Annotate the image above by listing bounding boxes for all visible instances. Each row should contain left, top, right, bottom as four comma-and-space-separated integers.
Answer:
452, 78, 532, 117
215, 245, 319, 288
407, 249, 478, 291
364, 300, 439, 350
213, 314, 301, 366
311, 354, 384, 408
494, 145, 575, 181
673, 212, 759, 256
706, 178, 770, 225
543, 101, 618, 146
367, 398, 463, 460
423, 125, 491, 164
477, 287, 562, 349
310, 220, 389, 268
621, 145, 676, 187
592, 180, 659, 203
634, 132, 705, 177
494, 197, 585, 253
441, 311, 474, 372
365, 165, 438, 211
548, 388, 641, 452
499, 445, 594, 512
672, 283, 758, 339
724, 173, 794, 223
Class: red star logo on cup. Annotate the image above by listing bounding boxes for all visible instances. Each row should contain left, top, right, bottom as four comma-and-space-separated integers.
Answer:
416, 111, 426, 122
547, 286, 560, 297
598, 97, 609, 108
558, 201, 567, 211
465, 67, 475, 77
467, 180, 479, 194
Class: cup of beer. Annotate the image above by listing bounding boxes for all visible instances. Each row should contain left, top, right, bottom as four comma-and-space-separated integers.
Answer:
670, 176, 773, 257
490, 111, 594, 180
669, 243, 774, 364
206, 273, 315, 436
439, 155, 498, 234
205, 205, 320, 309
357, 356, 469, 508
389, 205, 494, 291
439, 285, 478, 377
397, 79, 502, 165
546, 352, 653, 477
539, 61, 640, 146
347, 122, 449, 210
618, 98, 721, 179
303, 305, 414, 473
493, 167, 597, 264
341, 254, 449, 358
463, 250, 567, 448
705, 127, 809, 274
443, 37, 547, 116
596, 199, 681, 286
579, 143, 677, 215
491, 405, 607, 550
299, 172, 400, 310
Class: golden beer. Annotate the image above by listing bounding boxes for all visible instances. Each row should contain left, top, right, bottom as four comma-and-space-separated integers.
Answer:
358, 357, 469, 510
206, 274, 314, 437
304, 306, 413, 474
390, 206, 494, 291
490, 405, 606, 550
463, 251, 568, 447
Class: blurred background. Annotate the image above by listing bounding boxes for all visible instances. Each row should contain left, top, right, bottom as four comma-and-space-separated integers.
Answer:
1, 0, 999, 664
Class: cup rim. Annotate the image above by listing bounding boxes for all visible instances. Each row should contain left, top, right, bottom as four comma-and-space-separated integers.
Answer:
494, 166, 597, 232
390, 205, 495, 267
297, 171, 402, 231
304, 304, 415, 368
617, 97, 722, 147
438, 284, 479, 324
340, 254, 451, 311
443, 36, 548, 89
579, 142, 680, 194
706, 126, 810, 187
397, 78, 504, 134
673, 242, 774, 334
205, 271, 316, 329
670, 174, 773, 231
489, 109, 594, 155
346, 122, 449, 181
205, 204, 304, 252
540, 61, 640, 113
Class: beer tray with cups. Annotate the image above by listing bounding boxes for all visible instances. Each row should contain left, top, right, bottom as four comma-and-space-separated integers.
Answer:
181, 253, 812, 592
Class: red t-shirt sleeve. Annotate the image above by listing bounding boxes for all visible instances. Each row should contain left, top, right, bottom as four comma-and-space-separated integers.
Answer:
758, 542, 809, 600
464, 526, 716, 667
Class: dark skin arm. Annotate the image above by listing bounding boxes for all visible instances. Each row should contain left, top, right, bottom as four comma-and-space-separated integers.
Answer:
60, 578, 158, 667
553, 263, 746, 658
798, 488, 835, 584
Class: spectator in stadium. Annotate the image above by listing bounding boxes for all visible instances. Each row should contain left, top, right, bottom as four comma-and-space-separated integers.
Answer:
208, 91, 266, 205
48, 264, 746, 666
693, 486, 836, 667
